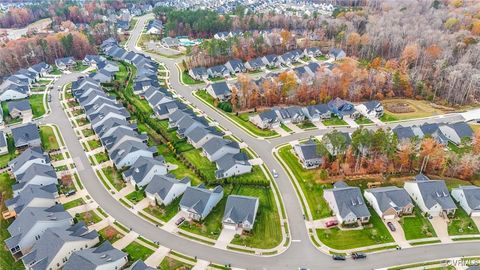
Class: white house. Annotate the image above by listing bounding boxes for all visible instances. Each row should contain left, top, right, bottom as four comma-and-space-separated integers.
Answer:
202, 137, 240, 162
122, 156, 167, 187
0, 131, 8, 155
9, 147, 49, 176
222, 195, 259, 231
364, 186, 414, 219
179, 185, 223, 221
215, 153, 252, 179
63, 241, 128, 270
323, 181, 371, 224
145, 175, 191, 206
451, 186, 480, 217
356, 100, 384, 118
249, 110, 280, 129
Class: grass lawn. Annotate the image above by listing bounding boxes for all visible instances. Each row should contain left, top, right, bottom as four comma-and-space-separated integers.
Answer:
82, 128, 95, 138
30, 94, 46, 118
125, 190, 146, 204
448, 206, 479, 236
316, 209, 394, 250
39, 125, 60, 150
122, 241, 154, 262
102, 166, 125, 191
278, 145, 332, 219
0, 136, 18, 168
182, 71, 204, 85
280, 123, 292, 132
229, 185, 282, 249
322, 116, 348, 126
182, 148, 217, 179
160, 256, 193, 270
77, 117, 89, 126
380, 113, 399, 122
49, 153, 65, 161
296, 121, 316, 129
73, 62, 89, 72
0, 173, 25, 270
180, 195, 227, 240
447, 141, 471, 155
399, 207, 437, 240
71, 109, 84, 117
143, 197, 180, 222
63, 197, 86, 210
195, 90, 278, 138
93, 152, 109, 164
87, 139, 102, 150
99, 225, 124, 243
210, 77, 225, 82
316, 55, 328, 61
75, 210, 102, 225
355, 116, 373, 125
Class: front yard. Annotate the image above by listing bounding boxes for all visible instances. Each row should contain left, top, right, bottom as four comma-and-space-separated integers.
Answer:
160, 256, 193, 270
399, 207, 437, 240
30, 94, 46, 118
448, 207, 479, 236
63, 197, 86, 210
75, 210, 102, 225
122, 241, 154, 262
322, 116, 348, 126
39, 125, 60, 150
125, 190, 146, 204
101, 166, 125, 191
98, 225, 124, 243
143, 198, 181, 222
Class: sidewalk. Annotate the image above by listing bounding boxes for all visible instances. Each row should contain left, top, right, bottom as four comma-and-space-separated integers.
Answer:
144, 246, 170, 267
112, 231, 139, 250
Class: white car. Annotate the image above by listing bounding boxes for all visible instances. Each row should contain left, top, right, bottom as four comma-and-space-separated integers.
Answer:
272, 169, 278, 178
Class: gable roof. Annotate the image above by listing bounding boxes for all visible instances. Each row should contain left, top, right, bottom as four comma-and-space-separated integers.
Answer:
145, 174, 190, 201
63, 241, 126, 270
11, 123, 40, 147
8, 99, 31, 112
453, 186, 480, 211
411, 175, 457, 210
127, 260, 156, 270
15, 163, 56, 183
202, 137, 239, 156
208, 82, 231, 97
366, 186, 412, 213
123, 156, 166, 184
180, 185, 223, 215
5, 184, 57, 213
223, 195, 258, 225
294, 139, 321, 161
215, 152, 250, 178
9, 147, 47, 171
327, 181, 370, 220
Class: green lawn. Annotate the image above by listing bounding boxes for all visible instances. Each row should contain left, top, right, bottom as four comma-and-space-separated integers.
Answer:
122, 241, 154, 262
0, 135, 18, 168
229, 185, 283, 249
99, 225, 124, 243
322, 116, 348, 126
316, 209, 394, 250
75, 210, 102, 225
87, 139, 102, 150
380, 113, 399, 122
63, 197, 86, 210
0, 173, 25, 270
280, 123, 292, 132
73, 62, 89, 72
182, 71, 204, 85
50, 66, 62, 75
278, 145, 332, 219
180, 195, 227, 240
143, 197, 181, 222
39, 125, 60, 150
160, 256, 193, 270
82, 128, 95, 138
93, 152, 109, 164
355, 116, 373, 125
125, 190, 146, 204
316, 55, 328, 61
399, 207, 437, 240
296, 121, 316, 129
102, 166, 125, 191
30, 94, 46, 118
448, 206, 479, 236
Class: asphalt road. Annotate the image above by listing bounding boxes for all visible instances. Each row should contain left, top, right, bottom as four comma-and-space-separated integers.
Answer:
39, 14, 480, 270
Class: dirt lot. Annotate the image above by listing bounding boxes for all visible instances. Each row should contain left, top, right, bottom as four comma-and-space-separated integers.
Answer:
382, 99, 454, 120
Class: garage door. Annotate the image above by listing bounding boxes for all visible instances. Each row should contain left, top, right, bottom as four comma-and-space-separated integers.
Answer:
471, 211, 480, 217
383, 215, 396, 220
223, 223, 237, 230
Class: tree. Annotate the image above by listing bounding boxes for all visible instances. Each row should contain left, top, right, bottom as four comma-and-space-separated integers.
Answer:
473, 129, 480, 154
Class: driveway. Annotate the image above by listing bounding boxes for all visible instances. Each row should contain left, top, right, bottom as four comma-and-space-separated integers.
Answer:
214, 228, 238, 249
383, 219, 410, 248
343, 116, 359, 128
471, 217, 480, 231
430, 216, 452, 243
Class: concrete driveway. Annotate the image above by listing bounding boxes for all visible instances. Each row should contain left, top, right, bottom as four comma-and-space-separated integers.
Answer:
430, 216, 452, 243
214, 228, 238, 249
383, 219, 410, 248
471, 217, 480, 231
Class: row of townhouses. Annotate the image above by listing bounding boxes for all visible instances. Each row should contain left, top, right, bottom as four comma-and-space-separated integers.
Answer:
0, 62, 51, 102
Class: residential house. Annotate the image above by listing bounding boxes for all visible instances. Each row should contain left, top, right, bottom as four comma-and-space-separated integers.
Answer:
302, 104, 331, 122
215, 152, 252, 179
304, 47, 322, 57
185, 126, 223, 149
364, 186, 414, 219
224, 59, 246, 74
322, 131, 351, 156
404, 174, 457, 217
11, 123, 41, 148
13, 163, 58, 195
161, 37, 180, 48
179, 185, 224, 221
249, 110, 280, 129
202, 137, 240, 162
327, 97, 359, 119
55, 57, 76, 71
127, 260, 156, 270
97, 61, 120, 73
261, 54, 281, 68
207, 65, 230, 78
189, 67, 208, 81
329, 48, 346, 60
9, 147, 49, 176
28, 62, 52, 77
122, 156, 167, 187
356, 101, 384, 118
293, 139, 323, 169
222, 195, 259, 231
0, 131, 8, 155
5, 184, 58, 215
145, 174, 191, 206
109, 140, 156, 168
63, 241, 128, 270
451, 186, 480, 217
214, 31, 230, 39
82, 55, 106, 67
21, 222, 99, 270
323, 181, 371, 224
0, 83, 29, 101
7, 99, 32, 119
278, 51, 299, 65
275, 106, 305, 124
206, 82, 231, 101
146, 19, 163, 35
245, 57, 265, 71
89, 69, 114, 83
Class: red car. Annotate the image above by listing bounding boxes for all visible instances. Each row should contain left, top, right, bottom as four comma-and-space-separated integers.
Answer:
325, 220, 338, 228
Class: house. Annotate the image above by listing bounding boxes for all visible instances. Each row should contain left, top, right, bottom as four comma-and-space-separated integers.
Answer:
322, 131, 351, 156
451, 186, 480, 217
224, 59, 246, 74
215, 152, 252, 179
304, 47, 322, 57
29, 62, 52, 77
9, 147, 49, 176
116, 20, 129, 32
364, 186, 414, 219
185, 126, 223, 149
189, 67, 208, 81
207, 65, 230, 78
356, 101, 384, 118
14, 69, 38, 84
55, 57, 76, 70
109, 140, 156, 168
97, 61, 120, 73
7, 99, 32, 119
21, 222, 99, 270
275, 106, 305, 124
161, 37, 180, 48
122, 156, 167, 187
63, 241, 128, 270
392, 125, 424, 144
202, 137, 240, 162
302, 104, 331, 122
278, 51, 299, 65
13, 163, 58, 195
323, 181, 371, 224
293, 139, 323, 169
127, 260, 156, 270
222, 195, 259, 231
305, 62, 321, 75
5, 184, 58, 215
82, 55, 106, 67
329, 48, 346, 60
0, 84, 29, 101
179, 185, 224, 221
249, 110, 280, 129
0, 131, 8, 155
261, 54, 281, 68
206, 82, 231, 101
146, 19, 163, 35
11, 123, 41, 148
89, 69, 114, 83
244, 57, 265, 71
145, 174, 191, 206
214, 31, 230, 39
438, 122, 474, 145
327, 97, 359, 119
404, 174, 457, 217
5, 205, 73, 256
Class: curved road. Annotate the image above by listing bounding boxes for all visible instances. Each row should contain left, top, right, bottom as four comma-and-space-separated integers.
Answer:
42, 14, 480, 270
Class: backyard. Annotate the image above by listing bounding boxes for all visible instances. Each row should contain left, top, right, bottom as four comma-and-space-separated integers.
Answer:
0, 136, 18, 168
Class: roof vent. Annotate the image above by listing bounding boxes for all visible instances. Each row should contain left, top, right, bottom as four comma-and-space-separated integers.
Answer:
100, 254, 107, 259
436, 192, 441, 197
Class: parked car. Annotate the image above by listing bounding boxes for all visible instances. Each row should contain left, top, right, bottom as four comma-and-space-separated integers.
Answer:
332, 255, 346, 261
65, 190, 76, 197
272, 169, 278, 178
351, 252, 367, 260
325, 220, 338, 228
387, 222, 396, 232
175, 217, 185, 226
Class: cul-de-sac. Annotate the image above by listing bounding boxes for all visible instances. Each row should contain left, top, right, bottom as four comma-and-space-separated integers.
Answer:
0, 1, 480, 270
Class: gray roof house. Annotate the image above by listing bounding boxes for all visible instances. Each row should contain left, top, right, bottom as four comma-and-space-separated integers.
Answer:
323, 181, 371, 224
7, 99, 32, 119
249, 109, 280, 129
206, 82, 231, 101
364, 186, 414, 219
127, 260, 156, 270
55, 57, 76, 70
145, 174, 191, 206
222, 195, 259, 231
0, 83, 29, 102
245, 57, 265, 71
161, 37, 180, 48
0, 131, 7, 155
21, 222, 99, 270
82, 55, 106, 66
9, 147, 49, 176
189, 67, 208, 81
451, 186, 480, 217
302, 104, 331, 122
202, 137, 240, 162
327, 97, 359, 119
356, 100, 384, 118
274, 106, 305, 124
97, 60, 120, 73
122, 156, 167, 187
207, 65, 230, 78
304, 47, 322, 57
293, 139, 323, 169
63, 241, 128, 270
11, 123, 41, 148
224, 59, 246, 74
89, 69, 114, 83
261, 54, 281, 68
5, 184, 58, 215
13, 163, 58, 194
179, 185, 224, 221
329, 48, 346, 60
215, 152, 252, 179
185, 126, 223, 149
109, 140, 156, 169
404, 174, 457, 216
